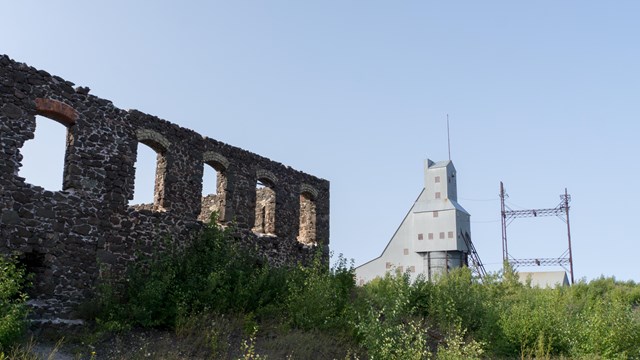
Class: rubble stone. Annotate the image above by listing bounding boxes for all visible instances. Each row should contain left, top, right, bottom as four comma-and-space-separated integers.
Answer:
0, 54, 330, 322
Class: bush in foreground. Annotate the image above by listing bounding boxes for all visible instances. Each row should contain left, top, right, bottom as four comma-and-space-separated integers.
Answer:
0, 254, 29, 351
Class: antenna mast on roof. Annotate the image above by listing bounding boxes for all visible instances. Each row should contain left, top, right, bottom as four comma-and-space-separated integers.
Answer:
447, 114, 451, 161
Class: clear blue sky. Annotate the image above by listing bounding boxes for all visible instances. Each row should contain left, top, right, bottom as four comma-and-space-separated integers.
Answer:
4, 1, 639, 282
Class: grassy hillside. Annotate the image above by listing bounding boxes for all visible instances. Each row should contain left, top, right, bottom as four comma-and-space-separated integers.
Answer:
2, 220, 639, 359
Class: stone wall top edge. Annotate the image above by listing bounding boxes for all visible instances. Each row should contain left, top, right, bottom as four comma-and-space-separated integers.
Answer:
2, 54, 329, 188
202, 137, 330, 186
130, 109, 329, 187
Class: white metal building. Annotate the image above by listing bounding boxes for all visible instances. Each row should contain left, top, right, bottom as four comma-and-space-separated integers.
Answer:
518, 271, 570, 288
355, 159, 474, 284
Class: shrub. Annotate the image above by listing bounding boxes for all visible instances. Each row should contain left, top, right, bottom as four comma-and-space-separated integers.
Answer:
570, 295, 640, 359
356, 273, 432, 359
286, 253, 356, 332
96, 220, 292, 328
436, 321, 484, 360
497, 287, 570, 356
0, 254, 29, 350
426, 268, 486, 333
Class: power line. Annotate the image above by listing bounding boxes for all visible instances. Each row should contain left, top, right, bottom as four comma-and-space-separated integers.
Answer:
460, 197, 499, 202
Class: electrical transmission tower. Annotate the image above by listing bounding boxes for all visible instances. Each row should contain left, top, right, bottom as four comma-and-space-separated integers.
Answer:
499, 182, 575, 284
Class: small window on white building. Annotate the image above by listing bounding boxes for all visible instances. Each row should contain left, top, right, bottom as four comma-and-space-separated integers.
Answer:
404, 248, 409, 255
448, 231, 454, 238
433, 211, 439, 218
435, 192, 441, 199
439, 232, 445, 239
418, 233, 424, 240
435, 176, 440, 183
428, 233, 434, 240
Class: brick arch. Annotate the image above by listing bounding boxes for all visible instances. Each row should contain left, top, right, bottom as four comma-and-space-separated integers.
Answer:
34, 98, 77, 127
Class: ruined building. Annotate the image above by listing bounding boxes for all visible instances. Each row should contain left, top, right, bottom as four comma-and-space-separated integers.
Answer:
0, 55, 329, 323
356, 159, 481, 283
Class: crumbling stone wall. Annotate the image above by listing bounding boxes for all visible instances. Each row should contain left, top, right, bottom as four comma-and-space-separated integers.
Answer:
0, 55, 330, 322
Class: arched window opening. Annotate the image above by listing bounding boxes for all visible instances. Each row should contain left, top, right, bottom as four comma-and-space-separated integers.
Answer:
252, 179, 275, 235
131, 141, 167, 211
297, 192, 317, 245
199, 162, 227, 223
19, 115, 71, 191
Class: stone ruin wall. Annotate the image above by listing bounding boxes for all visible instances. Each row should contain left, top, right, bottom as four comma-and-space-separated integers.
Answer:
0, 55, 330, 322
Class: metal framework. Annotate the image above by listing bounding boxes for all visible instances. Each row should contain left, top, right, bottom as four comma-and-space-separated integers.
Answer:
462, 232, 487, 279
500, 182, 574, 284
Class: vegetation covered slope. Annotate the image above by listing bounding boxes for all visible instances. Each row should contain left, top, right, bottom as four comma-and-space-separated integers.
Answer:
2, 220, 639, 359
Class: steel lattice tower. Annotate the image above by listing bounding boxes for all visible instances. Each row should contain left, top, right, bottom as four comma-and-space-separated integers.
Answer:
499, 182, 575, 284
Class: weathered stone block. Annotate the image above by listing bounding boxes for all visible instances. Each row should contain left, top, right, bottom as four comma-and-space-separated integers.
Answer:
1, 210, 20, 224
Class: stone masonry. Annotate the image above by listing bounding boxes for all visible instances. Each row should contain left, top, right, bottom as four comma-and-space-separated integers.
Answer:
0, 55, 330, 322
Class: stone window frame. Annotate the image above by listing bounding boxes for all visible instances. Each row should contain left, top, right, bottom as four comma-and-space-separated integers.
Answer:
201, 151, 230, 222
134, 128, 171, 212
298, 183, 318, 245
19, 98, 79, 191
253, 169, 278, 235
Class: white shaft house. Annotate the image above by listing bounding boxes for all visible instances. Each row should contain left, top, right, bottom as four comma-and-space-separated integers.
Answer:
356, 159, 472, 284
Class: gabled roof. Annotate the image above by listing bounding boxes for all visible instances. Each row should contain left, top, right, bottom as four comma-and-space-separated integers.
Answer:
428, 160, 452, 169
